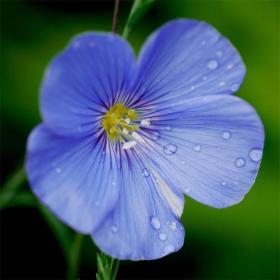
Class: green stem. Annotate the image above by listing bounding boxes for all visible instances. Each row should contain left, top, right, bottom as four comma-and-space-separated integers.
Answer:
67, 233, 84, 280
38, 204, 73, 259
96, 252, 120, 280
0, 191, 37, 208
0, 166, 26, 207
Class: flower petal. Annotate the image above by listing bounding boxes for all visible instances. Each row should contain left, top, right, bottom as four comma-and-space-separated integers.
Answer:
91, 148, 185, 260
136, 95, 264, 208
25, 124, 120, 233
41, 33, 135, 137
127, 19, 245, 107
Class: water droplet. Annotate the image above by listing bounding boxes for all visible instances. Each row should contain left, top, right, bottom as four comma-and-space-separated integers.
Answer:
163, 144, 177, 156
184, 187, 190, 193
219, 81, 226, 87
249, 148, 262, 162
230, 83, 239, 92
235, 157, 246, 168
142, 168, 149, 177
207, 59, 218, 70
193, 144, 201, 152
165, 125, 173, 131
110, 225, 118, 233
55, 168, 61, 173
152, 132, 160, 141
190, 86, 195, 91
202, 76, 208, 81
227, 64, 234, 70
159, 232, 167, 241
181, 160, 186, 165
89, 41, 96, 47
163, 244, 175, 255
73, 41, 80, 49
169, 221, 177, 231
150, 216, 161, 230
216, 50, 223, 57
222, 131, 231, 140
221, 181, 226, 186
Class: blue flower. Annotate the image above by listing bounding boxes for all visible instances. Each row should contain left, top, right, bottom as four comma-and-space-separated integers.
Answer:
26, 19, 264, 260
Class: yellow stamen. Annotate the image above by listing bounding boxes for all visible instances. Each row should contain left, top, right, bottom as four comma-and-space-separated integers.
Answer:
102, 103, 139, 141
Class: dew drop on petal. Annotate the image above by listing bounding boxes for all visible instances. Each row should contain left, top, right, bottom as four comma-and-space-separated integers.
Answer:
163, 244, 175, 255
159, 232, 167, 241
202, 76, 208, 81
230, 83, 240, 92
221, 181, 227, 186
227, 64, 234, 70
142, 168, 149, 177
207, 59, 218, 70
249, 148, 262, 162
152, 132, 160, 141
163, 144, 177, 156
216, 50, 223, 57
219, 81, 226, 87
89, 41, 96, 47
235, 157, 246, 168
181, 160, 186, 165
165, 125, 173, 131
55, 168, 61, 173
73, 41, 80, 49
150, 216, 161, 230
193, 144, 201, 152
110, 225, 118, 233
184, 187, 190, 193
169, 221, 177, 231
222, 131, 231, 140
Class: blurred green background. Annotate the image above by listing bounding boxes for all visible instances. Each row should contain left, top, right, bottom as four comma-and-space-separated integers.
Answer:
1, 0, 279, 279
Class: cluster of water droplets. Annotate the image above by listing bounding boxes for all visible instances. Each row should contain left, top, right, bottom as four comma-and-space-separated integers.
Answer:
149, 216, 178, 255
201, 49, 242, 92
159, 124, 262, 190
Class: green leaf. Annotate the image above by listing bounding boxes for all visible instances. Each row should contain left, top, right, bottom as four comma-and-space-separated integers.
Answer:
122, 0, 155, 39
0, 166, 26, 208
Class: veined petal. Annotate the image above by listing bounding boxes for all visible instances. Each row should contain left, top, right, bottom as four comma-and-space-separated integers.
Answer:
136, 95, 264, 208
92, 147, 185, 260
41, 33, 135, 137
127, 19, 245, 107
25, 125, 120, 233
